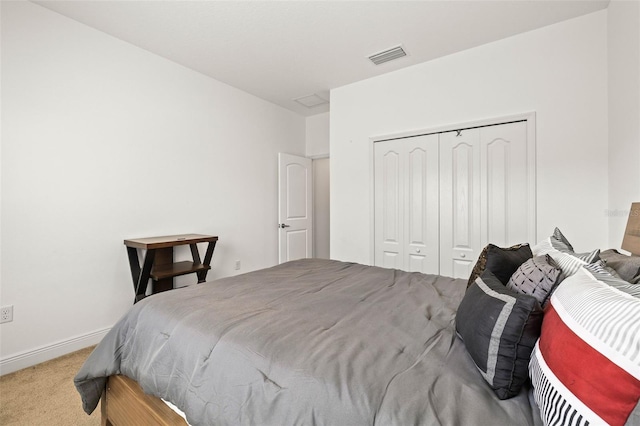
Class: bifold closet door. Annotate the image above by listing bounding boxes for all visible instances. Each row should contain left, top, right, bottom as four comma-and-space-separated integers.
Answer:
439, 121, 529, 279
439, 129, 482, 279
479, 122, 529, 246
374, 139, 404, 269
374, 135, 439, 273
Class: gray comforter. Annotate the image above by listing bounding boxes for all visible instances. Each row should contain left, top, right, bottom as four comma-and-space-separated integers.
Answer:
75, 258, 541, 425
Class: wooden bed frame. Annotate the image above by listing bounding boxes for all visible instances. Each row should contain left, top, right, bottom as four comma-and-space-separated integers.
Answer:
101, 375, 188, 426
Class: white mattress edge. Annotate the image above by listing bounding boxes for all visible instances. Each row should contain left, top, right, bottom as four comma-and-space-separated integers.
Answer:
161, 398, 190, 425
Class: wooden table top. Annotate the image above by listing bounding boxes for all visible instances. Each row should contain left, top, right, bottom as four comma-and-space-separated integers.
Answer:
124, 234, 218, 250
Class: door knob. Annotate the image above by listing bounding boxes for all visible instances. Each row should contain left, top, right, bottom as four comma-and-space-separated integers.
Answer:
279, 223, 291, 229
416, 248, 421, 253
460, 253, 466, 258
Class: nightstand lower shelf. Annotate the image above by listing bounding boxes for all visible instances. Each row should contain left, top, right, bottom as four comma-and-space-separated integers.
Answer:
151, 261, 211, 281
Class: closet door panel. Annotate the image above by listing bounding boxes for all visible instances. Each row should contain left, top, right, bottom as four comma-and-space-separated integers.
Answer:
405, 135, 439, 274
481, 122, 529, 247
374, 141, 405, 270
440, 129, 481, 279
484, 138, 509, 245
453, 142, 473, 248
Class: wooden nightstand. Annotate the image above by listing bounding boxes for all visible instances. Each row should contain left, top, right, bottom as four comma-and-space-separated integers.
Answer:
124, 234, 218, 303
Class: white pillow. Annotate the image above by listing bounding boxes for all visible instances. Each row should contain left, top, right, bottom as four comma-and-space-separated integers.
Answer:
532, 228, 600, 277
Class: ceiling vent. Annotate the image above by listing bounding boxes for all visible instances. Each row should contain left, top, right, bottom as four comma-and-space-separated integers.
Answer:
293, 94, 329, 108
368, 45, 407, 65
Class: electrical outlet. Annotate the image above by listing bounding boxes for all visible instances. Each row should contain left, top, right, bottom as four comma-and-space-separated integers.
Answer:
1, 306, 13, 324
235, 260, 241, 270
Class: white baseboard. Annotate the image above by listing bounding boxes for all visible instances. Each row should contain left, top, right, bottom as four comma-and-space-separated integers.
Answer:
0, 327, 111, 376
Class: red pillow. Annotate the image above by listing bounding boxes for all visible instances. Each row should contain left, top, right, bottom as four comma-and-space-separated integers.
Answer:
529, 268, 640, 425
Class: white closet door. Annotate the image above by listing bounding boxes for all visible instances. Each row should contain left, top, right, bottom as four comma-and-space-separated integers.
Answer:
374, 135, 439, 273
404, 135, 439, 273
374, 140, 405, 270
480, 121, 529, 246
439, 129, 482, 279
440, 122, 530, 279
375, 119, 532, 279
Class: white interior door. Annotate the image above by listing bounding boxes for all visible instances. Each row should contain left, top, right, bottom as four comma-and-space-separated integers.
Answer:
278, 153, 313, 263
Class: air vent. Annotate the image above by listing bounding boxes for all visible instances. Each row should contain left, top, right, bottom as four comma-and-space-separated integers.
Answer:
368, 45, 407, 65
293, 94, 329, 108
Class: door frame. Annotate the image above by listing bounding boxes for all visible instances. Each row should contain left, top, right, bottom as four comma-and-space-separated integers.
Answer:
311, 155, 330, 260
368, 111, 537, 265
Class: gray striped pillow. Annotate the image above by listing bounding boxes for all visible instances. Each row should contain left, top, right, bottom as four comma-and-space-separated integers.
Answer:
548, 248, 601, 276
552, 227, 574, 252
532, 228, 600, 277
456, 270, 543, 400
583, 262, 640, 298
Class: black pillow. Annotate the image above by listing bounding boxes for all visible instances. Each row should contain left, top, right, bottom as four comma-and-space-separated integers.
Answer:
468, 243, 532, 287
456, 270, 543, 400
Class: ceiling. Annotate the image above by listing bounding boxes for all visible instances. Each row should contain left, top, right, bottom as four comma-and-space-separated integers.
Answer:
33, 0, 609, 117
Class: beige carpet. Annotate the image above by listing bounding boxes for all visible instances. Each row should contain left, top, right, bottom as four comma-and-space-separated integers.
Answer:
0, 346, 100, 425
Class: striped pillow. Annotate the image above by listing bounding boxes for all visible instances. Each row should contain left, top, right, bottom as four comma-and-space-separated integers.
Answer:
545, 248, 600, 276
552, 227, 574, 252
583, 262, 640, 298
534, 228, 575, 254
529, 268, 640, 425
532, 228, 600, 277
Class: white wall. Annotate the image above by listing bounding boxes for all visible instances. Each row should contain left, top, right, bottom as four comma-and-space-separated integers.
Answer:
0, 1, 305, 372
330, 11, 609, 265
608, 0, 640, 250
305, 112, 330, 158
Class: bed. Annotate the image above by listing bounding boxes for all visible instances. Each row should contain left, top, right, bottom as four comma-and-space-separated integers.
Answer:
75, 258, 543, 425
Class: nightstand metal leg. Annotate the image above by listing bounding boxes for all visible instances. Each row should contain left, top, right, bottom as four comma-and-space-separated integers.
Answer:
126, 247, 141, 291
198, 241, 217, 283
134, 249, 156, 303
